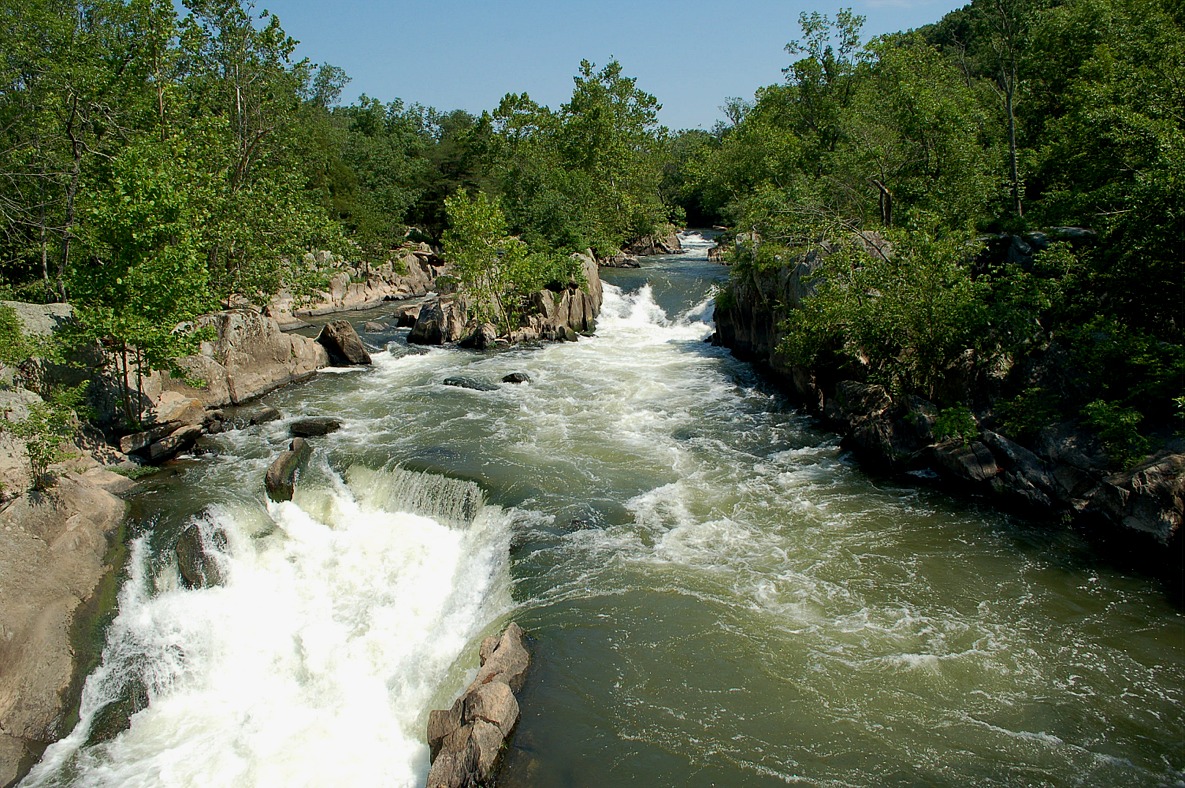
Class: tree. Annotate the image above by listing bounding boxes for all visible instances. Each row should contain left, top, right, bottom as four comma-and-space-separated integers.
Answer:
70, 135, 215, 424
442, 190, 578, 335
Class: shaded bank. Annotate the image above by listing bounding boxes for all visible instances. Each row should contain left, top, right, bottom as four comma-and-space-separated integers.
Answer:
712, 256, 1184, 602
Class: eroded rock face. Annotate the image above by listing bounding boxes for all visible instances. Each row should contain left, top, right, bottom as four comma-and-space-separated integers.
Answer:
265, 246, 449, 324
0, 473, 126, 785
426, 622, 530, 788
316, 320, 372, 366
409, 299, 469, 345
175, 519, 228, 589
146, 309, 330, 408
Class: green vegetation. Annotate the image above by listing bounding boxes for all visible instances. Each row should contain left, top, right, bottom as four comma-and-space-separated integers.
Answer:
1, 0, 1178, 471
694, 0, 1183, 467
442, 192, 581, 336
1, 1, 674, 368
0, 304, 83, 489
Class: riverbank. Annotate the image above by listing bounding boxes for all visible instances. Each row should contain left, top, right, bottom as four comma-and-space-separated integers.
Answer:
711, 255, 1184, 603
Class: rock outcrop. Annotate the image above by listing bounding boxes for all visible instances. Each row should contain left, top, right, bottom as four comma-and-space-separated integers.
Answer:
0, 470, 127, 785
622, 225, 683, 257
426, 622, 530, 788
409, 299, 469, 345
132, 309, 329, 411
289, 417, 341, 437
315, 320, 372, 366
264, 245, 450, 326
409, 251, 604, 347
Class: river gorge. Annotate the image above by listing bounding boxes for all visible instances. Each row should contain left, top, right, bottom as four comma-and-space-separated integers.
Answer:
21, 234, 1185, 787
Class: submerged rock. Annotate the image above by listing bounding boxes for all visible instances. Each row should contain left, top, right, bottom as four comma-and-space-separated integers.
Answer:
175, 520, 228, 589
426, 622, 531, 788
502, 372, 531, 384
289, 417, 342, 437
264, 438, 313, 503
443, 377, 499, 392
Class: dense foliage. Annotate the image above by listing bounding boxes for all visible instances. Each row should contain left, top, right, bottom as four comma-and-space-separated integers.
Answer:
695, 0, 1183, 465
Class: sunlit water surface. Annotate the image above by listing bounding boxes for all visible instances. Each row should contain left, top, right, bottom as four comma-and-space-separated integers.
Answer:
25, 233, 1185, 787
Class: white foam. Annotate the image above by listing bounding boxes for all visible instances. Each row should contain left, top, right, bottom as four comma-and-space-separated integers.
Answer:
26, 467, 511, 788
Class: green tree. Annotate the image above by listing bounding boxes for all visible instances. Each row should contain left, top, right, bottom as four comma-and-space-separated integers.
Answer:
70, 135, 216, 424
442, 190, 578, 335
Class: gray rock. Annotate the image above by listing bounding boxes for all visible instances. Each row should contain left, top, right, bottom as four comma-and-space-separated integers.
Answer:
502, 372, 531, 384
316, 320, 373, 366
175, 520, 228, 588
362, 321, 386, 333
289, 417, 342, 438
426, 622, 530, 788
443, 377, 499, 392
84, 677, 149, 747
0, 473, 126, 785
824, 381, 892, 428
250, 405, 282, 426
1036, 422, 1110, 471
409, 298, 469, 345
460, 322, 498, 350
150, 309, 329, 409
930, 440, 1001, 485
145, 424, 203, 463
265, 438, 313, 503
120, 421, 181, 455
1089, 453, 1185, 544
393, 303, 423, 328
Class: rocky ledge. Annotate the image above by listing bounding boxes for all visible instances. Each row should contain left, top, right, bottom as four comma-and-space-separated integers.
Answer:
0, 469, 131, 785
426, 622, 531, 788
265, 244, 449, 327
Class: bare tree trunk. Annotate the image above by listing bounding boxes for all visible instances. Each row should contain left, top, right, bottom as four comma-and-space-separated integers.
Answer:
1004, 63, 1023, 218
58, 95, 83, 302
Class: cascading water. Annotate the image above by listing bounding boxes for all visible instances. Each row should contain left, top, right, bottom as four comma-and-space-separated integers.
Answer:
24, 460, 513, 787
24, 232, 1185, 787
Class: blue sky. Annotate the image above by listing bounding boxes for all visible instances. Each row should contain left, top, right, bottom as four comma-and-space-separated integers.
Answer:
258, 0, 968, 130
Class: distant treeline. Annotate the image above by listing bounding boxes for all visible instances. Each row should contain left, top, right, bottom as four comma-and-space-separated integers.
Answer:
0, 0, 677, 374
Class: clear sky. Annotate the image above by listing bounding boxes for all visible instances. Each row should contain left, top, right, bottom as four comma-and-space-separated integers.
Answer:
257, 0, 968, 131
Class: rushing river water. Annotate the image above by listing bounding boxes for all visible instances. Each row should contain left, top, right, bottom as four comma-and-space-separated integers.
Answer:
25, 234, 1185, 787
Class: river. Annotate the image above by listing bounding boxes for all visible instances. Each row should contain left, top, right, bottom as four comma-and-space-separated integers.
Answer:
24, 233, 1185, 786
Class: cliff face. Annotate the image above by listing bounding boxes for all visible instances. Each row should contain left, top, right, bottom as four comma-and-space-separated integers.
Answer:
713, 262, 1184, 598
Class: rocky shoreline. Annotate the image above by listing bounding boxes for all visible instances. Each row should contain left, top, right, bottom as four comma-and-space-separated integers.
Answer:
712, 257, 1184, 602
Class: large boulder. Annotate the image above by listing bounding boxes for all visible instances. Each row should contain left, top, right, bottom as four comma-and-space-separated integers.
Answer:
409, 298, 469, 345
426, 622, 530, 788
0, 473, 126, 785
1089, 453, 1185, 545
315, 320, 372, 366
289, 417, 341, 438
142, 309, 329, 409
